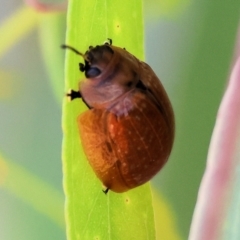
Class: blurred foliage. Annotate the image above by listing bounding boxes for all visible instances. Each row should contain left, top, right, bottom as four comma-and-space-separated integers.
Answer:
0, 153, 64, 228
38, 12, 66, 104
147, 1, 240, 238
152, 187, 183, 240
0, 70, 16, 100
0, 6, 38, 57
189, 55, 240, 240
0, 3, 65, 240
0, 0, 240, 240
144, 0, 190, 19
0, 155, 8, 185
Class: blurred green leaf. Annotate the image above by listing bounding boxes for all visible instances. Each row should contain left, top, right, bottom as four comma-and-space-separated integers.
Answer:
189, 56, 240, 240
152, 187, 183, 240
0, 6, 38, 57
144, 0, 190, 19
62, 0, 157, 239
0, 153, 64, 228
155, 2, 240, 238
38, 12, 66, 104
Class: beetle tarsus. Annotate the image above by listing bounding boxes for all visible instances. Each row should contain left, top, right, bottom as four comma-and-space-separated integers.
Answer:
79, 63, 85, 72
102, 187, 109, 194
108, 38, 112, 45
104, 38, 112, 46
66, 89, 81, 101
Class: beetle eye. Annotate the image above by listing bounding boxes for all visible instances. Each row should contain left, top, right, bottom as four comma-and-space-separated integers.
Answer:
86, 67, 101, 78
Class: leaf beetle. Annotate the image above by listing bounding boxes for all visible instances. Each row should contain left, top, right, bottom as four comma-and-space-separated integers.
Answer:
62, 39, 175, 193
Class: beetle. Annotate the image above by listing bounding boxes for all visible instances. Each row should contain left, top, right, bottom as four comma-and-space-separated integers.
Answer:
62, 39, 175, 193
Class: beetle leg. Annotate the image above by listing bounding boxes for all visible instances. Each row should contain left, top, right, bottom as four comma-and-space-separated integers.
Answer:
79, 63, 85, 72
102, 186, 109, 194
107, 38, 112, 45
66, 89, 81, 101
104, 38, 112, 46
66, 89, 92, 109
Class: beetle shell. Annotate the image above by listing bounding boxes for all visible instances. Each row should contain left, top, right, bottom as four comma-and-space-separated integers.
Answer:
71, 42, 174, 193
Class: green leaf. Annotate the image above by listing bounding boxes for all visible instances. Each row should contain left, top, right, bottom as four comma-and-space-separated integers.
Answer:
62, 0, 156, 239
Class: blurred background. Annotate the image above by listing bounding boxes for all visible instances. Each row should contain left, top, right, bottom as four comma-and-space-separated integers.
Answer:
0, 0, 239, 239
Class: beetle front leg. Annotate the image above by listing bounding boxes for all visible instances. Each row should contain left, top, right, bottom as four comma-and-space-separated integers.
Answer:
66, 89, 92, 109
102, 188, 109, 195
66, 89, 81, 101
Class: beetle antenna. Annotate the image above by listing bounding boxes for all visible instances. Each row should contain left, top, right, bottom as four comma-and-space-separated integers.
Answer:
61, 44, 86, 59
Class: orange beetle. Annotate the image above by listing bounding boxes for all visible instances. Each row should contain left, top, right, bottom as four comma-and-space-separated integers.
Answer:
62, 39, 174, 193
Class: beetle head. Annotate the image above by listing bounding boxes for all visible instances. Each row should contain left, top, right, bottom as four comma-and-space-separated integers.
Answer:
61, 43, 114, 79
83, 45, 114, 78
